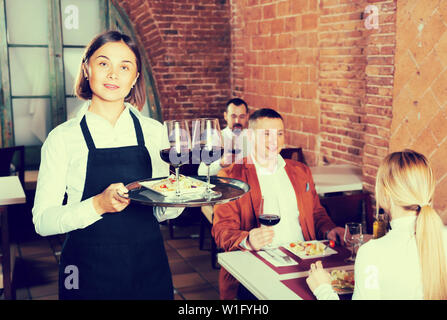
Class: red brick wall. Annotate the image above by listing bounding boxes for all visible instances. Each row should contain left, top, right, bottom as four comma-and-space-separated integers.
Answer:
319, 0, 367, 167
363, 0, 396, 192
230, 0, 320, 165
114, 0, 232, 121
230, 0, 396, 172
391, 0, 447, 219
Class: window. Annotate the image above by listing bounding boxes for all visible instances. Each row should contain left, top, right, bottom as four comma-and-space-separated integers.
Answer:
0, 0, 161, 168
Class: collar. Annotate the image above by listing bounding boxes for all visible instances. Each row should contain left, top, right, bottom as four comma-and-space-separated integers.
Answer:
222, 126, 247, 137
389, 215, 417, 233
74, 101, 138, 124
250, 152, 286, 175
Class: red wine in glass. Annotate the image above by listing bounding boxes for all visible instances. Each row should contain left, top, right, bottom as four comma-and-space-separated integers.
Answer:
259, 214, 281, 226
200, 144, 225, 165
160, 147, 192, 167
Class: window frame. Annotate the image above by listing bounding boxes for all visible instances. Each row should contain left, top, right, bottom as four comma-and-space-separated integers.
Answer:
0, 0, 162, 168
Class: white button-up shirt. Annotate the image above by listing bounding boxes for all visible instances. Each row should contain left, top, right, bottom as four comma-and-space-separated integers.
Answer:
241, 154, 305, 249
32, 101, 182, 237
253, 154, 305, 247
314, 215, 447, 300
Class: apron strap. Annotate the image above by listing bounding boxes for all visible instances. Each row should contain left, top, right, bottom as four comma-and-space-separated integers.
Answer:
80, 110, 146, 151
80, 115, 96, 150
129, 110, 146, 147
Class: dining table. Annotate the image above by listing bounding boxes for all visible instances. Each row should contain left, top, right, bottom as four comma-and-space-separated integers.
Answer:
310, 164, 363, 195
217, 242, 356, 300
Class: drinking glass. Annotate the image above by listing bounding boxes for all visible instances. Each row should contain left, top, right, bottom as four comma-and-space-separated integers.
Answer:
344, 222, 363, 263
259, 196, 281, 250
258, 196, 281, 227
192, 118, 223, 199
160, 120, 191, 200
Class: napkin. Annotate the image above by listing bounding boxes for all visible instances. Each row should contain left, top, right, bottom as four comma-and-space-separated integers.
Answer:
258, 248, 298, 267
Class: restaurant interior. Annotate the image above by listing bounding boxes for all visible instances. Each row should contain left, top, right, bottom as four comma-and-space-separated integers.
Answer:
1, 0, 447, 301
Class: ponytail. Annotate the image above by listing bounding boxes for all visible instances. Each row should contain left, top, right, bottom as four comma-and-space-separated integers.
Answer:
415, 205, 447, 299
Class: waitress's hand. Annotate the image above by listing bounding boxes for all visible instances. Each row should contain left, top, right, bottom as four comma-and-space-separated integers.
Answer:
93, 183, 130, 215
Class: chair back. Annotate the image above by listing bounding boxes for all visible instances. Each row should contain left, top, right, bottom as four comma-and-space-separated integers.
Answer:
0, 146, 25, 185
319, 192, 374, 234
280, 147, 307, 165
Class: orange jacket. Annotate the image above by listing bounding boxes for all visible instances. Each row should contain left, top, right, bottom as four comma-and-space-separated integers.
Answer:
212, 158, 336, 299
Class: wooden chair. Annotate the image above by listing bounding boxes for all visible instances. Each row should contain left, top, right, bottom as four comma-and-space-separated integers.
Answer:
0, 146, 25, 186
280, 147, 307, 165
0, 146, 24, 299
319, 191, 374, 235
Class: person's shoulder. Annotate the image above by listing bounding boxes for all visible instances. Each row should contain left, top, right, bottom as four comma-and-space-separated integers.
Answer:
358, 235, 390, 260
284, 158, 311, 174
47, 117, 81, 140
128, 105, 164, 130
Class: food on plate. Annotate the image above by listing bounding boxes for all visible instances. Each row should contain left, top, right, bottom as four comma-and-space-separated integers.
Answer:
288, 241, 327, 256
148, 174, 208, 193
330, 269, 355, 293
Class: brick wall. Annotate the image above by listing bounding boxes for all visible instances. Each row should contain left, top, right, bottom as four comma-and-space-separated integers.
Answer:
229, 0, 396, 172
362, 0, 396, 192
318, 0, 367, 167
115, 0, 232, 121
391, 0, 447, 219
230, 0, 320, 165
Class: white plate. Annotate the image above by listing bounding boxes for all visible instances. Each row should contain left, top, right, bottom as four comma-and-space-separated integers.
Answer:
282, 240, 337, 260
330, 269, 355, 295
140, 175, 215, 197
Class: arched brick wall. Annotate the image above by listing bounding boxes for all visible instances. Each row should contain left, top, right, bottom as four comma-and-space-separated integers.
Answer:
114, 0, 232, 122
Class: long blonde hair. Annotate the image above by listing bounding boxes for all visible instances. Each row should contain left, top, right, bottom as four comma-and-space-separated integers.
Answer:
375, 149, 447, 300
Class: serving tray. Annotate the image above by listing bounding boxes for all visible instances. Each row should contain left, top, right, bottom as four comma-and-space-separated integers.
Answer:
123, 175, 250, 207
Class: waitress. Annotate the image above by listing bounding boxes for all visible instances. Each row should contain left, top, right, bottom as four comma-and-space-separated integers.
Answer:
32, 30, 182, 299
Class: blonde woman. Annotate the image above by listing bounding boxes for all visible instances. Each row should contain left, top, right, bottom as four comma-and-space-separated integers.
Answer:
306, 150, 447, 299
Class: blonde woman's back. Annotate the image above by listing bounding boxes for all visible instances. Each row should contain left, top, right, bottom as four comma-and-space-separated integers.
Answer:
352, 216, 447, 300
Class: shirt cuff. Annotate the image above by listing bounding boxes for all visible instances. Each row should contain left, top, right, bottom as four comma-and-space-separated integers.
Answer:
239, 236, 250, 250
80, 197, 103, 227
153, 206, 184, 222
313, 283, 340, 300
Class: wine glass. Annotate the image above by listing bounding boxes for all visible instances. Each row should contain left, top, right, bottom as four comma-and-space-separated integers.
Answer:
160, 120, 191, 200
192, 118, 223, 199
259, 196, 281, 250
344, 222, 363, 263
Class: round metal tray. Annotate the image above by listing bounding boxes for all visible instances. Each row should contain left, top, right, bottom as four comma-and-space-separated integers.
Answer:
124, 175, 250, 207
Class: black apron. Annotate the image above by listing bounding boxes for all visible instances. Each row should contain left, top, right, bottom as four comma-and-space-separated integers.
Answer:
59, 111, 173, 300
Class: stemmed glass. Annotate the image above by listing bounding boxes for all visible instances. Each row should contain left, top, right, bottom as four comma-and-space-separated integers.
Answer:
259, 196, 281, 250
344, 222, 363, 263
192, 118, 224, 199
160, 120, 191, 201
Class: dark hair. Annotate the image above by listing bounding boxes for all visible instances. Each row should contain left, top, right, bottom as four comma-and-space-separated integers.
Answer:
249, 108, 283, 126
226, 98, 248, 113
75, 30, 146, 109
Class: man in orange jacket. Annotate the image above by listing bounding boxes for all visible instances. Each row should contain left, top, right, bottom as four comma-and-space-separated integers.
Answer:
212, 108, 345, 300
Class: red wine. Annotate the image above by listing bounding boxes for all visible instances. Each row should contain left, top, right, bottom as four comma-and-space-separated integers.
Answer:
259, 214, 281, 226
160, 148, 192, 167
200, 145, 225, 165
